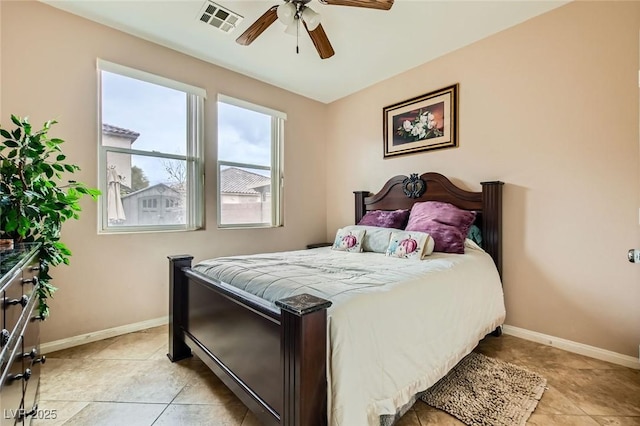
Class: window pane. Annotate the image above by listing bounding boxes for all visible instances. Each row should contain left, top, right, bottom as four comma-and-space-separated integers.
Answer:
217, 97, 283, 228
102, 71, 187, 156
218, 102, 271, 166
106, 152, 187, 227
98, 63, 205, 233
219, 165, 271, 226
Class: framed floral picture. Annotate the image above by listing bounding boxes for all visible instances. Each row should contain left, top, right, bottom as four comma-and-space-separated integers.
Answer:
383, 84, 458, 158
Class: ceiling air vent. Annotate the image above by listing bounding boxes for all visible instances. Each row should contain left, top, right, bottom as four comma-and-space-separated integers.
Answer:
198, 1, 243, 33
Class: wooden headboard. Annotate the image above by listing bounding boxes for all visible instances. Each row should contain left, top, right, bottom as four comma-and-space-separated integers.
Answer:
354, 172, 504, 276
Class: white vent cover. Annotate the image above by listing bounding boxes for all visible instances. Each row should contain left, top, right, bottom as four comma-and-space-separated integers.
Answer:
198, 1, 243, 33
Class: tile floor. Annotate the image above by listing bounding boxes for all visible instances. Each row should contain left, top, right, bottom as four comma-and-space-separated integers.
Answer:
36, 326, 640, 425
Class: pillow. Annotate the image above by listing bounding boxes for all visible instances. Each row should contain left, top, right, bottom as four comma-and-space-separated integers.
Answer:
467, 224, 482, 247
465, 238, 483, 251
357, 209, 410, 229
385, 231, 435, 260
405, 201, 476, 254
331, 228, 366, 253
341, 225, 395, 253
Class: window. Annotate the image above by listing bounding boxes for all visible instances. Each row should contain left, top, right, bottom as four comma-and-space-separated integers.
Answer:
217, 95, 285, 228
98, 60, 205, 233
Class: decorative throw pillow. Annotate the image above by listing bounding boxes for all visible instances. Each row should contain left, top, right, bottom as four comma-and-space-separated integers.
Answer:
357, 209, 410, 229
331, 228, 366, 253
341, 225, 395, 253
405, 201, 476, 254
467, 224, 482, 247
385, 231, 435, 260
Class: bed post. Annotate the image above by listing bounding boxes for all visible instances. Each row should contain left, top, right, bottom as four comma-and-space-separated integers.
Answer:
276, 294, 332, 426
354, 191, 369, 223
480, 181, 504, 277
167, 255, 194, 362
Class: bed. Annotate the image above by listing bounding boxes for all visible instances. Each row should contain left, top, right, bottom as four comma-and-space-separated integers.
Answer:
167, 172, 505, 426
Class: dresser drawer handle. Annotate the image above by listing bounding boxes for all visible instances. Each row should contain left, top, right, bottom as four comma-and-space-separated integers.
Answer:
10, 368, 31, 382
22, 276, 39, 285
30, 265, 41, 272
23, 348, 38, 359
18, 404, 38, 420
32, 314, 45, 322
34, 355, 46, 365
0, 329, 9, 347
3, 295, 29, 308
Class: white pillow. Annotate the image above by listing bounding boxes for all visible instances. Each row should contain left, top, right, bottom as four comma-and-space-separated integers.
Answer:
385, 231, 435, 260
341, 225, 396, 254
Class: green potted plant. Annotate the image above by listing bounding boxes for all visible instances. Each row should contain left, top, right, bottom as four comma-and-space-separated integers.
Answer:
0, 115, 100, 318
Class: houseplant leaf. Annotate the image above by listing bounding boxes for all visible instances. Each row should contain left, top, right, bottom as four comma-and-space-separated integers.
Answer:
0, 116, 100, 318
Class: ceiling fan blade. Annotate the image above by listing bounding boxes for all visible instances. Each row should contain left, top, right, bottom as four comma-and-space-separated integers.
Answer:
318, 0, 394, 11
236, 5, 279, 46
304, 23, 335, 59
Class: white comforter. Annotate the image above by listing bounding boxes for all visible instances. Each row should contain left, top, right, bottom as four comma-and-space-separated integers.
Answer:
193, 241, 505, 426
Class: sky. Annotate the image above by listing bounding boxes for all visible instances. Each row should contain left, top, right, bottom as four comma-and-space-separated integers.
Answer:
101, 71, 271, 185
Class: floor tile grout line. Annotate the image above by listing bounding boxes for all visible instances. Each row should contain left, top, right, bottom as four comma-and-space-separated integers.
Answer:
41, 400, 167, 405
240, 408, 250, 425
149, 403, 171, 426
151, 383, 189, 425
56, 401, 168, 426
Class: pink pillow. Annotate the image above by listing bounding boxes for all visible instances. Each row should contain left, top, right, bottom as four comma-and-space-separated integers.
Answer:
405, 202, 476, 254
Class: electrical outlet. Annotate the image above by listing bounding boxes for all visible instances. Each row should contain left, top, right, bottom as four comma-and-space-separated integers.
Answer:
629, 249, 640, 263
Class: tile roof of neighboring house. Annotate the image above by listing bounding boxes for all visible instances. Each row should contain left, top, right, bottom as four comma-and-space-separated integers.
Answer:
221, 167, 270, 195
102, 124, 140, 141
121, 183, 180, 199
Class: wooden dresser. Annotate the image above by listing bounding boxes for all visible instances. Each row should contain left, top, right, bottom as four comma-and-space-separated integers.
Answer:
0, 243, 44, 425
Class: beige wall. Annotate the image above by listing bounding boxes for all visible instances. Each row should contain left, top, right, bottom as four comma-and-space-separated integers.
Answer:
326, 1, 640, 357
0, 1, 328, 343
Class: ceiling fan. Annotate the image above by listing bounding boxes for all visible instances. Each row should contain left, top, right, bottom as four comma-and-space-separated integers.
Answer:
235, 0, 394, 59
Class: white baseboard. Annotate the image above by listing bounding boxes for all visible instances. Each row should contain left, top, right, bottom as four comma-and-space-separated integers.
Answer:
41, 316, 168, 354
503, 324, 640, 370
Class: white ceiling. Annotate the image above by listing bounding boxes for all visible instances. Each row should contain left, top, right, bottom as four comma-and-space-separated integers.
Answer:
42, 0, 568, 103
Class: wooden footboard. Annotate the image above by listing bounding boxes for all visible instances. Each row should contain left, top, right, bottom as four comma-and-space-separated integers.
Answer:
168, 255, 331, 426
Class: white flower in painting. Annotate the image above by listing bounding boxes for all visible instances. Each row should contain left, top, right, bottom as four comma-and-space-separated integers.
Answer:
396, 108, 444, 141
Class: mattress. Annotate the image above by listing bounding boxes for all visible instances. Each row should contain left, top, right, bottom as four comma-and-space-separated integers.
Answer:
193, 241, 506, 426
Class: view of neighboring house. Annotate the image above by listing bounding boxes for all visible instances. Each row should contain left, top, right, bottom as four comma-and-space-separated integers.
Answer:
102, 124, 271, 226
219, 167, 271, 225
120, 183, 183, 225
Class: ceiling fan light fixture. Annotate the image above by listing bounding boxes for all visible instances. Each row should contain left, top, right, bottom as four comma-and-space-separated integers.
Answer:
277, 2, 296, 25
301, 6, 321, 30
284, 20, 298, 36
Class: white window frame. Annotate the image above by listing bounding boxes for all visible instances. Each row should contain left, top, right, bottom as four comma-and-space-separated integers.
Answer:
97, 59, 205, 234
217, 94, 285, 229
